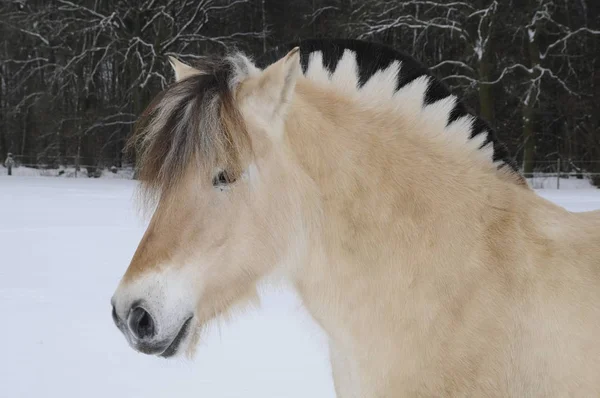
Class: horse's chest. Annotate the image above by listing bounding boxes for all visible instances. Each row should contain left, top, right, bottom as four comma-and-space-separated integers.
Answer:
328, 340, 364, 398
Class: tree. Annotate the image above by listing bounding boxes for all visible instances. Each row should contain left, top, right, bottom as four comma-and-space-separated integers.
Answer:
0, 0, 598, 181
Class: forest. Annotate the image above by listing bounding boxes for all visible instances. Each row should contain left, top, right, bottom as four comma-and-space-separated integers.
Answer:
1, 0, 599, 179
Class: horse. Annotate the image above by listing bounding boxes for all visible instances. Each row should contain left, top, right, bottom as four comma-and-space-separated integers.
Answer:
111, 38, 600, 397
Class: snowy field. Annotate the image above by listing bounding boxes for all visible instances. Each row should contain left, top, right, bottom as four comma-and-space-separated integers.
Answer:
1, 176, 598, 398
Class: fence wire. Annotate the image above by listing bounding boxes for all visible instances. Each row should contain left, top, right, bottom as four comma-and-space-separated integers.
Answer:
2, 156, 600, 189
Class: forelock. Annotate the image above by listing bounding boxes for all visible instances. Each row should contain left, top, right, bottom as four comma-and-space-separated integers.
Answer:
127, 54, 253, 208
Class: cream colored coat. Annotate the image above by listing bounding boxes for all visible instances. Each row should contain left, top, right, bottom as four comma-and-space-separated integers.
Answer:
112, 49, 600, 397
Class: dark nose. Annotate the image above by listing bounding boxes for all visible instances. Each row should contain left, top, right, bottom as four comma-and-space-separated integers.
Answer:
127, 307, 156, 340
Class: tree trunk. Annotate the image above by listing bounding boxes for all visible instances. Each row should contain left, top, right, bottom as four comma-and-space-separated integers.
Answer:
522, 84, 538, 177
522, 15, 542, 177
476, 0, 496, 125
478, 47, 495, 124
0, 86, 6, 160
263, 0, 268, 53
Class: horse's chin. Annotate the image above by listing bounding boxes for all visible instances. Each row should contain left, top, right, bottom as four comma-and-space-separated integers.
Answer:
158, 316, 194, 358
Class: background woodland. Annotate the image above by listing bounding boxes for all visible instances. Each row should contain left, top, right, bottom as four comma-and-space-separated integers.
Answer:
1, 0, 599, 178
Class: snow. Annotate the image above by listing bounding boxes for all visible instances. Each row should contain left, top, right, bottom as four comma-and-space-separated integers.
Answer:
0, 177, 334, 398
0, 165, 135, 179
536, 188, 600, 212
1, 176, 599, 397
474, 38, 483, 61
527, 175, 597, 190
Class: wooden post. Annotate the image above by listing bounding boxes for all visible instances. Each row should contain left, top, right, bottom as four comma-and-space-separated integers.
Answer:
75, 138, 81, 178
557, 158, 561, 190
5, 153, 13, 176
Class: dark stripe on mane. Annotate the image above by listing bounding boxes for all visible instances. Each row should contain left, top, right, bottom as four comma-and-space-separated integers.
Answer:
256, 38, 521, 176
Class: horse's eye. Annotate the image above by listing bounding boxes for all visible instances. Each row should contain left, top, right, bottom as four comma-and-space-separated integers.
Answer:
212, 170, 235, 187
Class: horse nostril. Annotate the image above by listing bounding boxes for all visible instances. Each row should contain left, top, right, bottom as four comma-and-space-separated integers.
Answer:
128, 307, 156, 340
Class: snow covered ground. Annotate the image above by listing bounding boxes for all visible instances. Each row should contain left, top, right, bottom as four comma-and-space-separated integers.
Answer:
0, 165, 135, 179
0, 176, 598, 398
0, 177, 334, 398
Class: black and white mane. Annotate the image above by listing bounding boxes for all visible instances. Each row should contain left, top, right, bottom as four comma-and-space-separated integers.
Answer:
256, 38, 520, 176
132, 38, 523, 203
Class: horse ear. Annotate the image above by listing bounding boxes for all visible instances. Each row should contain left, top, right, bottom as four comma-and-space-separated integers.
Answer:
256, 47, 301, 118
168, 56, 202, 82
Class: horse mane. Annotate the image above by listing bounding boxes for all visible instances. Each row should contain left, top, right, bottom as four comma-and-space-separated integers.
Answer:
256, 38, 524, 184
128, 38, 525, 205
127, 55, 253, 206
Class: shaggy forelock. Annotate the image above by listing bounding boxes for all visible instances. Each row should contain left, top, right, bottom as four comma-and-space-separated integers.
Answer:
127, 55, 253, 207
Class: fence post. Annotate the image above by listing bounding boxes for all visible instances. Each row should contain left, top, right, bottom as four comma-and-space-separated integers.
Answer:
75, 154, 80, 178
557, 158, 561, 190
5, 154, 14, 176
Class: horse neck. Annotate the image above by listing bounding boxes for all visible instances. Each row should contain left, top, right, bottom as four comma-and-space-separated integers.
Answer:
284, 79, 532, 296
286, 79, 517, 224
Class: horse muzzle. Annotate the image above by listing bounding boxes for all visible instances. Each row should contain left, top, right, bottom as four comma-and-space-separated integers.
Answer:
111, 300, 193, 358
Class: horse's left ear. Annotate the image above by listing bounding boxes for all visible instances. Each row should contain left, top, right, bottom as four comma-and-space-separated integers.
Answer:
168, 56, 202, 82
256, 47, 301, 119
